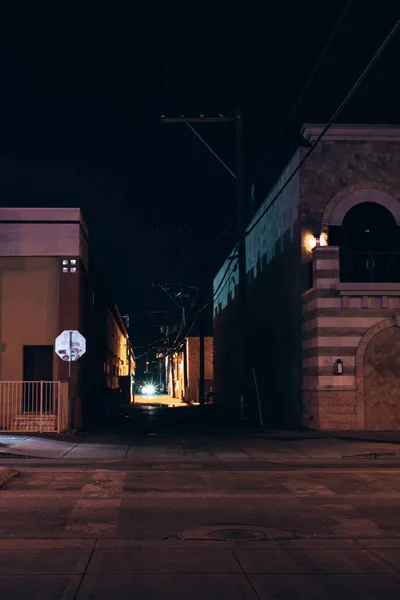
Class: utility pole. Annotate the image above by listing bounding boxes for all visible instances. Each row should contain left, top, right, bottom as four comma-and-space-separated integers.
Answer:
235, 109, 248, 419
198, 237, 205, 406
161, 113, 247, 419
153, 281, 197, 400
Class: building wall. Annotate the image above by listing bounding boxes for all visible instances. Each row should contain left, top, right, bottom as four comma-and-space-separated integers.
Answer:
105, 306, 130, 390
214, 152, 302, 423
300, 126, 400, 430
0, 208, 131, 431
0, 257, 60, 381
186, 336, 213, 402
169, 352, 185, 401
214, 124, 400, 429
82, 275, 132, 424
299, 136, 400, 258
303, 246, 400, 429
166, 337, 214, 403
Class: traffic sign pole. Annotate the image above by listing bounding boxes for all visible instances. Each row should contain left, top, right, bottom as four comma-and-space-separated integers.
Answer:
55, 330, 86, 432
68, 331, 72, 431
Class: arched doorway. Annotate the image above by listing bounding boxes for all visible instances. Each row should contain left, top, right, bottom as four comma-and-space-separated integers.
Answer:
329, 202, 400, 282
364, 326, 400, 430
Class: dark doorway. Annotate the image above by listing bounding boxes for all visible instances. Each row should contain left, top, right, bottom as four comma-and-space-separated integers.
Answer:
23, 346, 54, 412
23, 346, 53, 380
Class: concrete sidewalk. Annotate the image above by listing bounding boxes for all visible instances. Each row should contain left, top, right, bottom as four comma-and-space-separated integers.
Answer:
1, 430, 400, 461
0, 538, 400, 599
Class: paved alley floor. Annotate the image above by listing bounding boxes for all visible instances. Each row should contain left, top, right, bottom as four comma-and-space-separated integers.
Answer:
134, 394, 188, 407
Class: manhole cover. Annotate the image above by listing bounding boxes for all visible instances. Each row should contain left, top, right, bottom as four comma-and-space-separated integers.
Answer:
177, 524, 295, 541
208, 529, 265, 541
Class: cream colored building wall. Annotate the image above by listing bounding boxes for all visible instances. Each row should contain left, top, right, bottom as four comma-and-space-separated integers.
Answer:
105, 307, 129, 389
0, 257, 60, 381
0, 208, 89, 270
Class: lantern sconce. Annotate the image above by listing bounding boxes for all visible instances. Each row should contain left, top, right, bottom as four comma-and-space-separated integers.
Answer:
315, 236, 321, 247
334, 359, 343, 375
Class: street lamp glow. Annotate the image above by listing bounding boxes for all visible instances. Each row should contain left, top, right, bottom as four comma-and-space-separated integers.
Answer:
142, 384, 156, 396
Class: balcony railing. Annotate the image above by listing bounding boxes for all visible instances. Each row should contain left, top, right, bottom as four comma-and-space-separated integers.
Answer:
340, 252, 400, 283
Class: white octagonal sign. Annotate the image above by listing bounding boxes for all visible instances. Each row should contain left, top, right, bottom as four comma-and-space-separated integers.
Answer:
55, 330, 86, 362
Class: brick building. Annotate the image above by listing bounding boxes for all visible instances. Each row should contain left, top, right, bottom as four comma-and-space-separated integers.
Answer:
0, 207, 133, 432
167, 336, 213, 403
213, 124, 400, 430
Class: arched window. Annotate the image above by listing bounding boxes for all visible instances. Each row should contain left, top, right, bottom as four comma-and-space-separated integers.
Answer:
336, 202, 400, 282
330, 202, 398, 253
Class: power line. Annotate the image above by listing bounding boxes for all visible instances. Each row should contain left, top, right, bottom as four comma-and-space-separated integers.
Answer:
133, 336, 165, 350
213, 261, 239, 305
212, 244, 239, 302
168, 302, 206, 353
166, 290, 199, 353
253, 0, 354, 187
246, 19, 400, 237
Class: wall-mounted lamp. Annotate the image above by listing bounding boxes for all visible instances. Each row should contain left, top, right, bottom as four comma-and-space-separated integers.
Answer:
320, 232, 328, 246
334, 359, 343, 375
304, 232, 329, 252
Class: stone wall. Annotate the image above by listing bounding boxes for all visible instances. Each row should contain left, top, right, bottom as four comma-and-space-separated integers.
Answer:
300, 140, 400, 255
302, 246, 400, 430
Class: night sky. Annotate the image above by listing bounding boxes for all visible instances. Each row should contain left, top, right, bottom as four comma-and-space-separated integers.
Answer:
0, 2, 399, 348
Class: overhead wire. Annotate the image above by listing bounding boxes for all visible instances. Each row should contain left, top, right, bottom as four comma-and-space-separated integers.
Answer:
168, 298, 210, 354
217, 3, 354, 241
252, 0, 354, 188
246, 19, 400, 237
133, 336, 165, 350
165, 255, 239, 356
166, 289, 199, 354
213, 264, 238, 305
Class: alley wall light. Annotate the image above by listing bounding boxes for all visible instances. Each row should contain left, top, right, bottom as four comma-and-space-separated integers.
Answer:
304, 233, 318, 252
334, 359, 343, 375
320, 232, 328, 246
304, 232, 328, 252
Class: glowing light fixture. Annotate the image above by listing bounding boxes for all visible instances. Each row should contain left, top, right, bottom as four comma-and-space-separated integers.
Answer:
304, 233, 317, 251
304, 232, 328, 251
142, 384, 156, 396
320, 232, 328, 246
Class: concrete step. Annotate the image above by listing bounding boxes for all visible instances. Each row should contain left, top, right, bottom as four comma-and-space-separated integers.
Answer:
10, 414, 57, 432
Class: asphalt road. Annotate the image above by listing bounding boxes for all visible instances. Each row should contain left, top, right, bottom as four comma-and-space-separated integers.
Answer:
2, 458, 400, 598
2, 402, 400, 598
3, 464, 400, 540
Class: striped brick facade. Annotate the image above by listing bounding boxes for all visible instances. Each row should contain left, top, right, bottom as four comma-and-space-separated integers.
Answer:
213, 123, 400, 429
302, 246, 400, 430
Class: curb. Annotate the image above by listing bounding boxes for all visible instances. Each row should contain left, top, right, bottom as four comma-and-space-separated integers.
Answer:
0, 467, 19, 487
